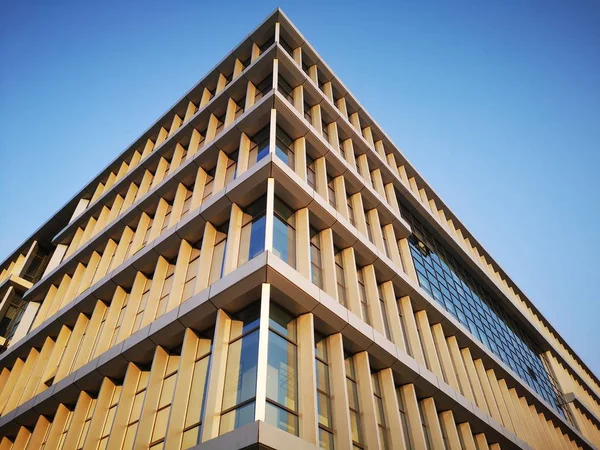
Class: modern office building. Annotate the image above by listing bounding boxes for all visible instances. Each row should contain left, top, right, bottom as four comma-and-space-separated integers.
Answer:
0, 8, 598, 450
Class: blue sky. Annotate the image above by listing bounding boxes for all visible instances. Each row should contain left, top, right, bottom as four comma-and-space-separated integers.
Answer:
1, 1, 598, 376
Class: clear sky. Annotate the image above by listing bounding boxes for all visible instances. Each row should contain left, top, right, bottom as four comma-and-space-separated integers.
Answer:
1, 1, 598, 376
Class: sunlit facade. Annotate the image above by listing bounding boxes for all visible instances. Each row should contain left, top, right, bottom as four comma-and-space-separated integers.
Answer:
0, 9, 599, 450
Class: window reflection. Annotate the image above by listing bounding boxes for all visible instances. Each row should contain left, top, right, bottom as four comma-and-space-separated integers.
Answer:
273, 198, 296, 268
238, 197, 267, 266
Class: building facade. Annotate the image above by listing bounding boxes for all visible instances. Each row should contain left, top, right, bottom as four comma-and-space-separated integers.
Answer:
0, 9, 598, 450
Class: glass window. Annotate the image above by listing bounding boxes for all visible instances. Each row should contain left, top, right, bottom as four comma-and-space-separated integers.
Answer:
372, 374, 389, 450
248, 127, 270, 168
278, 76, 294, 103
403, 209, 567, 418
310, 228, 323, 289
397, 388, 413, 449
225, 151, 238, 185
347, 196, 355, 226
378, 285, 392, 340
238, 198, 267, 266
209, 223, 228, 284
307, 155, 317, 189
220, 303, 261, 436
273, 198, 296, 268
327, 175, 337, 209
254, 74, 273, 102
357, 270, 370, 326
304, 102, 313, 123
266, 305, 298, 436
275, 127, 295, 170
345, 355, 363, 449
315, 335, 334, 449
334, 249, 347, 307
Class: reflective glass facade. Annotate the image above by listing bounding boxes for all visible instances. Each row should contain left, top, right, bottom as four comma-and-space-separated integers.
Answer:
403, 209, 567, 417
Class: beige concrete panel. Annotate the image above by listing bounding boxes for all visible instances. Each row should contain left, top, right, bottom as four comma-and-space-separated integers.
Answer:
315, 157, 328, 199
375, 140, 386, 159
80, 217, 98, 248
135, 170, 154, 202
9, 301, 39, 345
77, 251, 101, 295
205, 114, 219, 144
342, 138, 356, 168
398, 238, 418, 281
294, 136, 307, 181
184, 101, 198, 122
128, 150, 142, 173
212, 150, 230, 195
473, 359, 502, 424
362, 126, 375, 148
0, 437, 10, 450
461, 347, 489, 413
363, 264, 384, 334
517, 395, 541, 448
169, 114, 183, 137
380, 368, 407, 450
200, 87, 213, 108
336, 97, 348, 118
216, 73, 228, 94
65, 228, 83, 258
168, 183, 188, 229
322, 81, 334, 102
106, 362, 143, 449
251, 42, 261, 62
156, 126, 169, 146
133, 346, 170, 450
90, 182, 105, 204
485, 369, 514, 433
74, 300, 107, 370
70, 198, 90, 223
82, 377, 116, 449
296, 208, 311, 279
223, 204, 244, 276
46, 274, 71, 319
297, 313, 318, 444
497, 379, 525, 442
131, 212, 152, 254
237, 133, 252, 177
93, 287, 127, 358
189, 166, 207, 213
474, 433, 490, 450
54, 313, 89, 382
381, 281, 405, 350
328, 122, 339, 149
320, 228, 338, 299
168, 144, 186, 176
327, 333, 353, 450
107, 194, 124, 224
122, 182, 139, 211
401, 383, 428, 449
350, 193, 368, 237
439, 410, 463, 450
354, 352, 381, 449
367, 209, 385, 253
201, 310, 232, 442
245, 81, 257, 110
530, 407, 552, 449
109, 226, 134, 271
349, 112, 361, 131
293, 85, 304, 114
25, 415, 51, 450
225, 97, 238, 128
12, 426, 31, 449
151, 157, 169, 190
254, 284, 271, 422
166, 240, 192, 313
117, 272, 149, 343
431, 324, 459, 390
265, 178, 275, 252
419, 188, 432, 213
312, 104, 323, 134
408, 177, 420, 196
333, 176, 348, 219
4, 348, 39, 413
63, 391, 93, 449
371, 169, 385, 199
140, 256, 170, 329
399, 296, 426, 366
40, 325, 71, 389
421, 397, 446, 450
42, 243, 67, 278
415, 310, 443, 379
383, 224, 403, 269
195, 223, 217, 294
458, 422, 478, 450
356, 155, 371, 187
92, 206, 111, 237
342, 248, 361, 317
92, 239, 117, 285
307, 64, 318, 84
44, 403, 71, 449
0, 358, 23, 413
292, 46, 302, 65
61, 263, 85, 308
233, 58, 244, 79
272, 58, 279, 93
446, 335, 475, 402
164, 329, 201, 450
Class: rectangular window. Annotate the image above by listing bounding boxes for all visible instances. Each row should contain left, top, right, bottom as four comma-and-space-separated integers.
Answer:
418, 400, 432, 450
275, 127, 295, 170
304, 102, 313, 123
203, 169, 215, 202
335, 249, 347, 308
372, 373, 389, 450
182, 245, 201, 303
307, 155, 317, 189
357, 270, 370, 325
266, 305, 298, 436
397, 388, 413, 449
365, 213, 374, 243
254, 74, 273, 102
225, 151, 238, 185
278, 76, 294, 103
347, 196, 355, 226
345, 356, 364, 449
208, 223, 228, 285
327, 175, 337, 209
273, 198, 296, 268
238, 197, 267, 266
378, 285, 392, 340
181, 188, 193, 218
310, 228, 323, 289
315, 335, 334, 449
322, 120, 330, 142
220, 304, 261, 435
155, 262, 176, 318
248, 127, 270, 168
